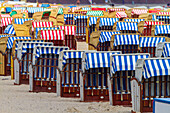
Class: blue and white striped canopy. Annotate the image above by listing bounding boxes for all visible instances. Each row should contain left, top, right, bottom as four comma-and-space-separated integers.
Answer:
64, 14, 74, 22
34, 46, 69, 59
113, 34, 140, 46
82, 7, 91, 10
143, 58, 170, 79
74, 16, 89, 21
111, 54, 150, 74
21, 42, 53, 54
13, 7, 26, 11
89, 17, 99, 26
27, 7, 45, 13
0, 34, 13, 39
116, 22, 138, 31
99, 18, 119, 27
14, 18, 33, 24
7, 36, 31, 49
162, 43, 170, 57
156, 15, 170, 20
99, 31, 121, 43
124, 18, 145, 23
34, 27, 59, 39
155, 25, 170, 35
152, 14, 157, 21
4, 25, 15, 35
62, 50, 84, 65
139, 36, 166, 47
85, 51, 121, 70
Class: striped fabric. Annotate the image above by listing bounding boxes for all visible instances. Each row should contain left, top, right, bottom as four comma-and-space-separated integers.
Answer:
34, 27, 59, 39
144, 21, 164, 26
116, 12, 127, 18
70, 7, 81, 12
116, 22, 138, 31
155, 25, 170, 35
139, 36, 166, 47
131, 9, 148, 15
40, 29, 64, 40
89, 17, 99, 26
0, 14, 10, 17
158, 12, 170, 15
64, 14, 74, 22
99, 18, 119, 27
27, 7, 45, 13
124, 18, 145, 23
82, 7, 91, 10
14, 18, 33, 24
74, 16, 88, 36
57, 25, 76, 36
108, 8, 125, 12
1, 17, 13, 27
86, 11, 103, 16
21, 42, 53, 54
152, 14, 157, 21
74, 15, 89, 21
99, 31, 121, 43
143, 58, 170, 79
57, 8, 63, 14
4, 25, 15, 35
162, 43, 170, 57
32, 21, 53, 31
157, 15, 170, 19
111, 54, 150, 74
33, 46, 69, 64
113, 34, 140, 46
7, 36, 31, 49
13, 7, 26, 11
62, 50, 84, 65
0, 34, 13, 39
85, 51, 121, 70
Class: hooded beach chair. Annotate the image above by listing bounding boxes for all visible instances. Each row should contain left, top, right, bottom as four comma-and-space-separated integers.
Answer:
156, 42, 170, 57
14, 41, 53, 85
131, 58, 170, 112
138, 21, 164, 36
64, 13, 81, 25
0, 36, 31, 76
74, 15, 88, 41
108, 53, 150, 106
111, 34, 140, 54
139, 36, 167, 57
57, 50, 85, 97
80, 51, 121, 102
29, 46, 69, 93
131, 9, 148, 18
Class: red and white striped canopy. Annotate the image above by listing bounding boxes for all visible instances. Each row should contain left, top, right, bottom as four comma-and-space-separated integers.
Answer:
1, 17, 13, 27
57, 25, 76, 36
158, 12, 170, 15
69, 7, 81, 13
40, 29, 65, 40
131, 9, 148, 15
116, 12, 127, 18
32, 21, 53, 31
0, 14, 10, 17
144, 21, 164, 26
108, 8, 125, 12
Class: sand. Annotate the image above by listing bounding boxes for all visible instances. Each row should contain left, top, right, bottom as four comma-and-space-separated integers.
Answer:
0, 76, 132, 113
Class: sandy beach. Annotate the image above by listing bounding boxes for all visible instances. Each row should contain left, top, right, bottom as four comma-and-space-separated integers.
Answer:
0, 76, 132, 113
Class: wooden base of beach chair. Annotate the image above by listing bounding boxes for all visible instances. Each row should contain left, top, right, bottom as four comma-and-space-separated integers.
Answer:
6, 66, 11, 76
83, 89, 109, 102
61, 87, 80, 98
112, 94, 132, 106
32, 80, 56, 93
140, 100, 153, 112
20, 74, 29, 84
